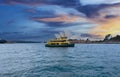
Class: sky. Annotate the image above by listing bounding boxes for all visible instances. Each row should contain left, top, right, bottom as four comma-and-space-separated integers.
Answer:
0, 0, 120, 41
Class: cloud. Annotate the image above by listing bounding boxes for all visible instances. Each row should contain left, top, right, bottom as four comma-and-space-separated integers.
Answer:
104, 15, 117, 19
31, 5, 87, 23
1, 0, 120, 40
34, 5, 85, 16
32, 15, 82, 23
1, 0, 80, 7
90, 4, 120, 38
91, 17, 120, 38
2, 0, 43, 6
80, 4, 120, 21
75, 3, 120, 39
25, 8, 38, 14
77, 3, 120, 18
95, 4, 120, 22
76, 4, 103, 17
80, 0, 120, 5
80, 0, 106, 5
55, 23, 96, 34
106, 0, 120, 4
98, 4, 120, 18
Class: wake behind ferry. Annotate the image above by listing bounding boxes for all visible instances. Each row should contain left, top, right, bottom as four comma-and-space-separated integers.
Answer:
45, 32, 75, 47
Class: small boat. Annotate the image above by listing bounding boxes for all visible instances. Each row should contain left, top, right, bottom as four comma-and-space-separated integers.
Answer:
45, 34, 75, 47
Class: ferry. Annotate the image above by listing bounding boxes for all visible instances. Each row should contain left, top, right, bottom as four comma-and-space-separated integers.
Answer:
45, 33, 75, 47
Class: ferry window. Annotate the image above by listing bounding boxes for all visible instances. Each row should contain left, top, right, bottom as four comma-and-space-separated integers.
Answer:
62, 43, 68, 45
51, 43, 55, 45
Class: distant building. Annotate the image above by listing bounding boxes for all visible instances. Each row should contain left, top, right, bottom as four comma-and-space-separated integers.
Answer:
68, 39, 86, 43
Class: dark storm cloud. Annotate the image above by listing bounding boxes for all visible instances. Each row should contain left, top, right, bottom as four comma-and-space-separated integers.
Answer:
76, 5, 102, 17
2, 0, 120, 18
1, 0, 80, 7
76, 3, 120, 18
105, 15, 117, 19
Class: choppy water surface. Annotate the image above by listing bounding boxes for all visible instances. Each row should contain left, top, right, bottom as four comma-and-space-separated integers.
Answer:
0, 43, 120, 77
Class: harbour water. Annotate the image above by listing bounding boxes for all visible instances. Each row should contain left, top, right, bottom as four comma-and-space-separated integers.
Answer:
0, 43, 120, 77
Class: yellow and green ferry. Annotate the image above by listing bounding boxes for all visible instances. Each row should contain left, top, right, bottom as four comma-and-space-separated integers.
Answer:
45, 36, 75, 47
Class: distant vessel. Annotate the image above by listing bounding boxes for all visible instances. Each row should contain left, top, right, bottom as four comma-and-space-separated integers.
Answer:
45, 32, 75, 47
0, 39, 7, 43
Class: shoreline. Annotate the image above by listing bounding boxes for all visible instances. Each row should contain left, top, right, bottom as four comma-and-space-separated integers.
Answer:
1, 42, 120, 44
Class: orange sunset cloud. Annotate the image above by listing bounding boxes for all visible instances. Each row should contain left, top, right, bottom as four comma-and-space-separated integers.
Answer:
32, 15, 84, 23
91, 17, 120, 38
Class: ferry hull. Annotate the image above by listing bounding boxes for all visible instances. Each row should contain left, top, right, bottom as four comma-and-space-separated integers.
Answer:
45, 44, 75, 47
